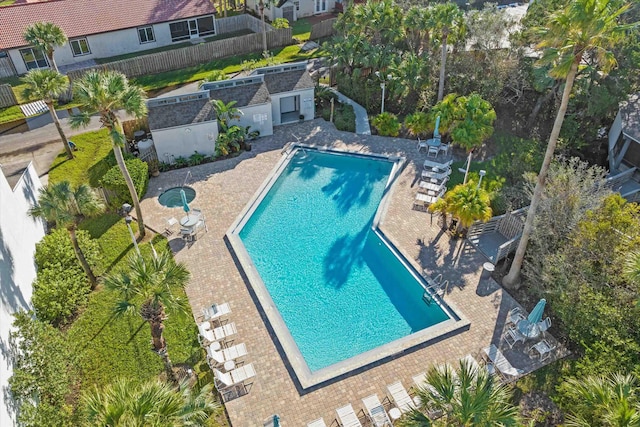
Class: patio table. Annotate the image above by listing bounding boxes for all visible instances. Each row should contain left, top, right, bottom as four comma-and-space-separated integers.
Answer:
180, 214, 200, 228
517, 319, 540, 339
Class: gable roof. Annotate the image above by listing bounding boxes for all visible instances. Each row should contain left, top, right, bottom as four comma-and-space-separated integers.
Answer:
209, 82, 270, 108
0, 0, 216, 50
621, 93, 640, 143
262, 70, 315, 94
147, 98, 215, 131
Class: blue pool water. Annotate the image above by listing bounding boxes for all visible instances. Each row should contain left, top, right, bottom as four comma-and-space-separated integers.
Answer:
239, 151, 449, 371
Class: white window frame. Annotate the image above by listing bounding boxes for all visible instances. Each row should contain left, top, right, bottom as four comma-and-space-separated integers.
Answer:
19, 47, 49, 70
293, 0, 300, 10
169, 15, 216, 42
70, 38, 91, 57
138, 26, 155, 44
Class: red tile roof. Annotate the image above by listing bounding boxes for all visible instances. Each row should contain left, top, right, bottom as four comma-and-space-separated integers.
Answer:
0, 0, 216, 50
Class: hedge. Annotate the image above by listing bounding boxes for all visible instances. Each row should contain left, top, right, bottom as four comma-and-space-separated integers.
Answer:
100, 158, 149, 209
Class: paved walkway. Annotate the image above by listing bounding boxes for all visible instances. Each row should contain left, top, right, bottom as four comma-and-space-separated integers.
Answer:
140, 119, 564, 426
328, 87, 371, 135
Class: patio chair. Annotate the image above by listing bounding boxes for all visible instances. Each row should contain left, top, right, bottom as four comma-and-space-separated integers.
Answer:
438, 143, 450, 156
213, 363, 256, 391
207, 343, 226, 365
483, 344, 523, 380
528, 339, 556, 362
427, 145, 440, 158
213, 322, 238, 343
307, 418, 328, 427
222, 342, 248, 362
387, 381, 414, 413
164, 217, 178, 235
538, 317, 551, 336
336, 403, 362, 427
503, 324, 526, 349
180, 227, 195, 241
197, 321, 215, 344
362, 394, 392, 427
506, 307, 525, 326
202, 302, 231, 324
417, 138, 429, 153
421, 168, 451, 182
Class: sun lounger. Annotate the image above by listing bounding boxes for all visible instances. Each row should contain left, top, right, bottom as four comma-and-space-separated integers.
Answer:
222, 342, 248, 361
423, 159, 453, 171
387, 381, 414, 413
336, 403, 362, 427
421, 168, 451, 181
213, 363, 256, 389
483, 344, 523, 379
307, 418, 327, 427
362, 394, 392, 427
213, 322, 237, 342
202, 302, 231, 323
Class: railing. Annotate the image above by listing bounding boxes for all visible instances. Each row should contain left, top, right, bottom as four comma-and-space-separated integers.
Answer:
604, 167, 637, 191
495, 235, 522, 263
467, 207, 528, 263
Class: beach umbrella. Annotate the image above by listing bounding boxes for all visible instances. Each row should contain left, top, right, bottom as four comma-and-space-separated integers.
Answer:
180, 189, 190, 214
434, 115, 441, 138
527, 298, 546, 324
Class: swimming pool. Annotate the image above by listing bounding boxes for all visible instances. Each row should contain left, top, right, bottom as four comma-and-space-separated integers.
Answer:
228, 147, 466, 388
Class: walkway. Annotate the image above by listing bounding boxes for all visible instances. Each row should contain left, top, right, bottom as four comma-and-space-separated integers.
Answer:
140, 119, 564, 426
327, 87, 371, 135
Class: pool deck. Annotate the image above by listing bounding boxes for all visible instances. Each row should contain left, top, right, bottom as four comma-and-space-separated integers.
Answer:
140, 119, 565, 426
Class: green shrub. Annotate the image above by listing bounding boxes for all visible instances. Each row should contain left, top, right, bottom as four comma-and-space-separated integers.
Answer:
372, 112, 401, 136
334, 104, 356, 132
35, 228, 101, 271
272, 18, 290, 28
100, 158, 149, 209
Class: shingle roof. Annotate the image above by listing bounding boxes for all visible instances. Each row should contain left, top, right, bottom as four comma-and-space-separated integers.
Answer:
262, 70, 315, 94
209, 82, 270, 108
0, 0, 216, 50
147, 98, 215, 131
621, 93, 640, 143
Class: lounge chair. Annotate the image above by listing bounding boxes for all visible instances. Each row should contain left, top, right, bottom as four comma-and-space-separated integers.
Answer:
506, 307, 525, 326
202, 302, 231, 323
362, 394, 392, 427
307, 418, 327, 427
222, 342, 248, 361
213, 322, 238, 342
336, 403, 362, 427
213, 363, 256, 390
503, 325, 526, 349
387, 381, 414, 413
207, 342, 226, 365
423, 159, 453, 171
483, 344, 523, 380
197, 321, 215, 344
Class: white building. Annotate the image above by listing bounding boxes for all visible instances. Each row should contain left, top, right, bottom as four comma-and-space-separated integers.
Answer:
148, 62, 315, 163
0, 163, 46, 426
246, 0, 340, 23
0, 0, 216, 76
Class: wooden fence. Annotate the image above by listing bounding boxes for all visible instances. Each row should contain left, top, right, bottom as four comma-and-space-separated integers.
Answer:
309, 18, 337, 41
0, 56, 15, 78
67, 16, 290, 81
0, 84, 18, 108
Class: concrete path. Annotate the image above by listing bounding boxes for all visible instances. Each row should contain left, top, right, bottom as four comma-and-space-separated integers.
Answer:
327, 87, 371, 135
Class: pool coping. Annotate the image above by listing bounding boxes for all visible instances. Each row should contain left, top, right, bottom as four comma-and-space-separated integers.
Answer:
226, 145, 470, 390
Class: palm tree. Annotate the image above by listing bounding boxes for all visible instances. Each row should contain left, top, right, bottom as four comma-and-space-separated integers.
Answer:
21, 69, 73, 160
70, 70, 148, 238
502, 0, 635, 288
404, 112, 430, 138
400, 359, 519, 426
561, 372, 640, 427
258, 0, 268, 53
29, 182, 104, 288
23, 22, 67, 73
211, 99, 242, 131
103, 251, 190, 385
82, 378, 220, 426
430, 182, 492, 236
432, 3, 465, 101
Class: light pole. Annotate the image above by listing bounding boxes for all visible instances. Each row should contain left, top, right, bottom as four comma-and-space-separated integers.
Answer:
374, 71, 393, 114
477, 170, 487, 189
121, 203, 141, 256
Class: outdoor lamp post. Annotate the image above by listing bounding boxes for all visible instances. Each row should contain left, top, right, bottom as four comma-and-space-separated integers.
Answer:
374, 71, 393, 114
121, 203, 141, 256
477, 170, 487, 189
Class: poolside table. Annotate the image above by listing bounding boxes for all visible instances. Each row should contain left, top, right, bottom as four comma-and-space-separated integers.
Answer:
180, 214, 200, 228
517, 319, 540, 339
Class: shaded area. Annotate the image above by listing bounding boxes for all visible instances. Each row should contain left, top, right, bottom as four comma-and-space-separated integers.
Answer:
321, 169, 379, 215
322, 225, 368, 289
0, 229, 28, 314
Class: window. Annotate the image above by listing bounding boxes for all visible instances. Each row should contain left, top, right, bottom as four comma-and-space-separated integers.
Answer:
294, 1, 300, 10
19, 47, 48, 70
70, 38, 91, 56
138, 26, 155, 44
170, 16, 215, 42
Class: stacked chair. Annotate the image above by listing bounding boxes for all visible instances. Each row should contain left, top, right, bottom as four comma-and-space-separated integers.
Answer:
414, 159, 453, 211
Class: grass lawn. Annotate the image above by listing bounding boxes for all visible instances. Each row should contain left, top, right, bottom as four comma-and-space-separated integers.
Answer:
0, 0, 16, 5
133, 44, 323, 93
94, 30, 253, 64
292, 19, 312, 41
48, 129, 113, 187
0, 105, 24, 124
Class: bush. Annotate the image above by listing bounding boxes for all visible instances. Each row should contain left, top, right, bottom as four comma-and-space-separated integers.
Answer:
100, 158, 149, 209
33, 228, 100, 325
272, 18, 290, 29
372, 112, 401, 136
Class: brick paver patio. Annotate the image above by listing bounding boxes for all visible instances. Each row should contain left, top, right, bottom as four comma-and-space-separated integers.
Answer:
140, 119, 562, 426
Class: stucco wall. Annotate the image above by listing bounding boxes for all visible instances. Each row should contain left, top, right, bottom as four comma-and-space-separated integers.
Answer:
0, 163, 45, 426
232, 103, 274, 137
270, 88, 315, 126
151, 121, 219, 163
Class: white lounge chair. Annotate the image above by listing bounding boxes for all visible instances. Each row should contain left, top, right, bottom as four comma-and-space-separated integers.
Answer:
387, 381, 414, 413
213, 363, 256, 389
222, 342, 248, 361
423, 158, 453, 171
336, 403, 362, 427
418, 179, 447, 193
202, 302, 231, 323
483, 344, 523, 379
213, 322, 237, 342
197, 321, 215, 344
362, 394, 392, 427
207, 342, 226, 365
421, 168, 451, 181
307, 418, 327, 427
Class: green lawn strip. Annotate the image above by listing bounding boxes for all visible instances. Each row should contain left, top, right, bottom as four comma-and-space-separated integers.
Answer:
48, 129, 113, 187
0, 105, 25, 124
448, 159, 497, 189
0, 0, 16, 5
292, 19, 312, 41
94, 30, 253, 65
134, 45, 322, 93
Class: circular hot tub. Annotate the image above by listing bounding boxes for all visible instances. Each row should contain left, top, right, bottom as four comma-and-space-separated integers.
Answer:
158, 186, 196, 208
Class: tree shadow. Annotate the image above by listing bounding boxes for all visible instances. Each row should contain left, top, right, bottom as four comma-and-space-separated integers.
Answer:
0, 230, 29, 314
322, 224, 370, 289
321, 168, 384, 215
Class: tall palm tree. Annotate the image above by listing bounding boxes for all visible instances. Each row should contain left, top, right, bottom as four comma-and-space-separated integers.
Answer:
82, 378, 220, 426
21, 69, 73, 160
103, 251, 190, 385
430, 182, 492, 235
23, 22, 67, 73
211, 99, 242, 131
70, 70, 148, 238
29, 182, 104, 288
400, 359, 519, 426
502, 0, 635, 288
404, 112, 430, 138
259, 0, 268, 53
561, 372, 640, 427
432, 3, 465, 101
